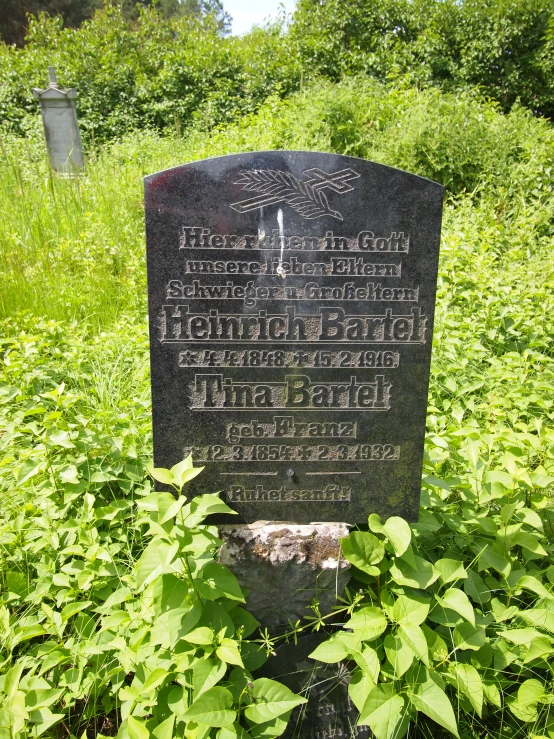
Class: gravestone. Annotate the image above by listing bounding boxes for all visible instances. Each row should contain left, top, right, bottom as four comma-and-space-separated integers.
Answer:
33, 66, 84, 173
144, 151, 443, 524
144, 151, 443, 738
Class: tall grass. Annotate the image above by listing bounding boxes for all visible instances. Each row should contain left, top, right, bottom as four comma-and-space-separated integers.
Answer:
1, 78, 554, 327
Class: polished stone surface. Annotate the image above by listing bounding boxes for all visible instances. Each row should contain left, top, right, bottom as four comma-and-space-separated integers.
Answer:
145, 151, 443, 523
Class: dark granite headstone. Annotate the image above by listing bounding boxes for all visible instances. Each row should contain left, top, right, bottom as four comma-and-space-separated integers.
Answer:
145, 151, 443, 524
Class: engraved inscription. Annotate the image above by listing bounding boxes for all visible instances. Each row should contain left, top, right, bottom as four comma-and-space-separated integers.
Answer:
145, 152, 443, 520
225, 417, 358, 442
167, 279, 418, 306
189, 374, 392, 410
187, 443, 400, 462
226, 484, 352, 503
182, 258, 402, 277
179, 349, 400, 369
162, 306, 427, 344
180, 226, 410, 252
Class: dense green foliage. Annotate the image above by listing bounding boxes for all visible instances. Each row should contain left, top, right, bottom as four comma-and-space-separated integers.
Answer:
2, 78, 554, 323
0, 323, 307, 737
0, 0, 230, 47
1, 3, 554, 733
1, 0, 554, 143
0, 8, 298, 143
291, 0, 554, 118
1, 69, 554, 735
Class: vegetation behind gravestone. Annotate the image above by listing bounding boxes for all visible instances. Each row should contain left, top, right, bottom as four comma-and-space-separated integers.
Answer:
1, 0, 554, 143
0, 72, 554, 735
0, 8, 554, 734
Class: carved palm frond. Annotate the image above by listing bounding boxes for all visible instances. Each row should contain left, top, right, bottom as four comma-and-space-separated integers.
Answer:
233, 169, 343, 220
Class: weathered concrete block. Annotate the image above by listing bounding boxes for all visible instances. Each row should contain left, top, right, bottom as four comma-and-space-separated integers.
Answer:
33, 66, 84, 173
218, 521, 350, 630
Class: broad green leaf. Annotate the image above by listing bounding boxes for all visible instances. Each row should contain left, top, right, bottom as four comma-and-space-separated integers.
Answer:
135, 539, 179, 590
343, 606, 387, 642
59, 464, 79, 485
391, 593, 430, 626
159, 496, 187, 524
453, 622, 487, 651
509, 679, 548, 723
348, 668, 375, 712
435, 588, 475, 625
193, 658, 227, 696
519, 608, 554, 634
4, 663, 25, 700
244, 679, 307, 723
523, 637, 554, 664
398, 624, 429, 667
216, 638, 244, 667
217, 724, 251, 739
384, 634, 414, 677
182, 494, 237, 526
352, 645, 380, 682
12, 624, 47, 646
25, 689, 64, 711
196, 563, 245, 602
229, 607, 260, 638
186, 627, 215, 645
450, 663, 483, 716
341, 532, 385, 573
483, 682, 501, 708
248, 711, 291, 738
422, 624, 449, 662
6, 571, 29, 597
171, 455, 205, 489
512, 532, 547, 557
167, 686, 188, 715
152, 715, 175, 739
147, 466, 175, 486
389, 556, 439, 589
48, 429, 75, 448
183, 687, 236, 727
530, 466, 554, 488
435, 559, 467, 585
515, 508, 544, 532
60, 601, 92, 622
464, 570, 491, 606
358, 683, 406, 739
517, 575, 554, 602
478, 545, 511, 578
128, 716, 150, 739
370, 516, 412, 556
309, 638, 349, 663
408, 681, 459, 738
499, 628, 547, 646
141, 668, 170, 695
17, 458, 42, 484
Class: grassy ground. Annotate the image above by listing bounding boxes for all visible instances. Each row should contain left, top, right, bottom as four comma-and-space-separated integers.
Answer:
1, 78, 554, 738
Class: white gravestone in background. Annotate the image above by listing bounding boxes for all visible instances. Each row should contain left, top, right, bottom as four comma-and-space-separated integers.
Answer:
33, 67, 84, 173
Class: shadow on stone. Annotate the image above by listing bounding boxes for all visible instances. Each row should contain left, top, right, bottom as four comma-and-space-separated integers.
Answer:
260, 632, 370, 739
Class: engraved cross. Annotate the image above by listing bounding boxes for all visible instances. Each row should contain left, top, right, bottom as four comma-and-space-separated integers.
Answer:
302, 168, 360, 193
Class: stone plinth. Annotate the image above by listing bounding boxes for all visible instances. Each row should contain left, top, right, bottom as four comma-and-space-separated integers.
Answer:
218, 521, 350, 631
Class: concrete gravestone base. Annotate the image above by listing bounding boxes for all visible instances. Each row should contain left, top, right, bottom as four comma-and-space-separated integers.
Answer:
219, 522, 368, 738
218, 521, 351, 630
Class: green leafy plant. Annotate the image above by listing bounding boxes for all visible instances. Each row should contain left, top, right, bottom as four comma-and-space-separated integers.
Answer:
308, 459, 554, 738
0, 439, 306, 737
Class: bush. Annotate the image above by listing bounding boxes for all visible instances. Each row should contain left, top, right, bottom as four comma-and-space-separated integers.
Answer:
290, 0, 554, 119
0, 6, 301, 143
